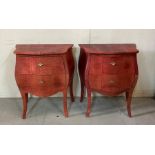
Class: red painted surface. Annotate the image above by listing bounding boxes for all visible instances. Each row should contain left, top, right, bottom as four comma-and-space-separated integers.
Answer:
78, 44, 139, 117
14, 44, 75, 119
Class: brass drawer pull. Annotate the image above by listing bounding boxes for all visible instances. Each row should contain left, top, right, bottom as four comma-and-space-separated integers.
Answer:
109, 80, 115, 84
39, 80, 45, 84
110, 62, 116, 66
38, 63, 44, 67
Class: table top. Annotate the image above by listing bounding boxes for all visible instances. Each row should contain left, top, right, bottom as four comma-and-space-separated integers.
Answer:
14, 44, 73, 55
79, 44, 139, 54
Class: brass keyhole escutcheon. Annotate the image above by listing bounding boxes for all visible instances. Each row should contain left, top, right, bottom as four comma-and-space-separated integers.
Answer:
109, 80, 115, 84
38, 63, 44, 67
110, 62, 116, 66
39, 80, 45, 84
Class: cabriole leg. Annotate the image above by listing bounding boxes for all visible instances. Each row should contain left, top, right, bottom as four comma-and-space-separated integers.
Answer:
80, 81, 85, 102
20, 92, 28, 119
125, 91, 133, 117
86, 89, 91, 117
63, 90, 69, 117
69, 78, 74, 102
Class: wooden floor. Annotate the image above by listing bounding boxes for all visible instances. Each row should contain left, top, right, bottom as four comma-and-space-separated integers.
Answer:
0, 97, 155, 125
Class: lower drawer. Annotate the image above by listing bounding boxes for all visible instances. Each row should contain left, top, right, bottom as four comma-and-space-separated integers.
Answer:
89, 74, 134, 93
16, 74, 66, 89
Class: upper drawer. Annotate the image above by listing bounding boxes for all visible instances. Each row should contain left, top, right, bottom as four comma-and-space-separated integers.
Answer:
90, 55, 135, 75
15, 56, 65, 75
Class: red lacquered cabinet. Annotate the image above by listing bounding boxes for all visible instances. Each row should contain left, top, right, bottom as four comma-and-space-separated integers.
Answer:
78, 44, 139, 117
14, 44, 75, 119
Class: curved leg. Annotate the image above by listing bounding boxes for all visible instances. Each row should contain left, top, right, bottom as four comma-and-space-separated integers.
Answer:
63, 90, 69, 117
125, 76, 138, 118
125, 90, 133, 117
86, 89, 91, 117
69, 78, 74, 102
80, 81, 85, 102
20, 92, 28, 119
25, 93, 28, 103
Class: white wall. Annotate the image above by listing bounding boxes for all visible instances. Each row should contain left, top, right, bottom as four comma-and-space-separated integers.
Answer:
0, 29, 155, 97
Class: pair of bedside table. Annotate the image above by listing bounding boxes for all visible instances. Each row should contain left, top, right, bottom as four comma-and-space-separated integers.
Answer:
14, 44, 138, 119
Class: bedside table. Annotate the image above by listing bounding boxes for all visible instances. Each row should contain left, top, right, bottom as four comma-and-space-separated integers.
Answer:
78, 44, 139, 117
14, 44, 75, 119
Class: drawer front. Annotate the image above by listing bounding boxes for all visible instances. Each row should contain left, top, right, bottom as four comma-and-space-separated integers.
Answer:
101, 74, 133, 90
16, 74, 66, 89
90, 55, 134, 75
16, 56, 65, 75
89, 74, 134, 93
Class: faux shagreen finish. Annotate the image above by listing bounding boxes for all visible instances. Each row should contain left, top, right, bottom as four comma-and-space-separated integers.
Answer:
14, 44, 75, 119
78, 44, 139, 117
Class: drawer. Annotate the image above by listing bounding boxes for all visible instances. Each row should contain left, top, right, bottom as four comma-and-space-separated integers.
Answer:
16, 56, 65, 75
90, 55, 134, 75
101, 74, 133, 89
16, 74, 66, 88
89, 74, 133, 92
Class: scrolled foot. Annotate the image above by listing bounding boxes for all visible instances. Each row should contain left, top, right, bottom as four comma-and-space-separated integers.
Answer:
64, 112, 69, 118
85, 112, 90, 117
22, 113, 26, 119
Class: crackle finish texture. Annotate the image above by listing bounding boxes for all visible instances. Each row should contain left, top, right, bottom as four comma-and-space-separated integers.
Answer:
78, 44, 139, 117
15, 44, 75, 119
